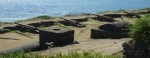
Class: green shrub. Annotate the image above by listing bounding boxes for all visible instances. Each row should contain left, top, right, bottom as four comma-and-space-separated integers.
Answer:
129, 15, 150, 43
64, 14, 78, 17
35, 15, 52, 20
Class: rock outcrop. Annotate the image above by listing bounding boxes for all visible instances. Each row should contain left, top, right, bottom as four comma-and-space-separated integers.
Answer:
122, 40, 149, 58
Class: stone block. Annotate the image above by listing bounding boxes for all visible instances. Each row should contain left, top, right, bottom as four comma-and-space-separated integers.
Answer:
39, 26, 74, 49
91, 29, 128, 39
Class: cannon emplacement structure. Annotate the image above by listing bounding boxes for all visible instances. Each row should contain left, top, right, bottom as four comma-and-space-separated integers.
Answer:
39, 26, 74, 49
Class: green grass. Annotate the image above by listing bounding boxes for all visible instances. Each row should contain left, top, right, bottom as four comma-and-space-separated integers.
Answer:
64, 14, 79, 17
142, 13, 150, 18
0, 22, 13, 27
0, 22, 13, 25
0, 51, 122, 58
35, 15, 52, 20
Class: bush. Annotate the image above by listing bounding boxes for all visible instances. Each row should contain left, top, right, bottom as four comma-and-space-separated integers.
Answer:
64, 14, 77, 17
35, 15, 52, 20
129, 16, 150, 43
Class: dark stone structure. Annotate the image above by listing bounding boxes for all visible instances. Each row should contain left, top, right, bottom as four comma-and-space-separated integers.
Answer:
27, 23, 41, 27
40, 21, 55, 27
2, 21, 55, 34
39, 26, 74, 49
91, 29, 128, 39
3, 26, 17, 31
99, 20, 129, 32
122, 40, 149, 58
15, 25, 39, 33
0, 29, 9, 34
91, 14, 115, 22
138, 10, 150, 15
91, 20, 129, 39
28, 21, 55, 27
103, 14, 122, 18
11, 23, 40, 34
3, 26, 35, 33
71, 17, 88, 22
59, 17, 86, 27
123, 11, 141, 18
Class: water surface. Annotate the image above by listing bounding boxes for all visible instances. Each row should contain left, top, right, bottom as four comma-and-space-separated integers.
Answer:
0, 0, 150, 22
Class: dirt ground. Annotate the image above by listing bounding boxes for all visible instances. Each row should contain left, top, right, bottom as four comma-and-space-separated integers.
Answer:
0, 13, 136, 55
40, 38, 131, 55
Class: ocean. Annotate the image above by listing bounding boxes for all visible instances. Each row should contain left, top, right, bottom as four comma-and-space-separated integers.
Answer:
0, 0, 150, 22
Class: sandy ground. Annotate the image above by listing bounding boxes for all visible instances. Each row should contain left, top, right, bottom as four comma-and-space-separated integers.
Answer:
41, 38, 130, 55
0, 14, 134, 55
0, 32, 39, 51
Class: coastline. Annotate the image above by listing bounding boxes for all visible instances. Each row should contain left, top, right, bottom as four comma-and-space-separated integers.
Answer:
0, 7, 150, 23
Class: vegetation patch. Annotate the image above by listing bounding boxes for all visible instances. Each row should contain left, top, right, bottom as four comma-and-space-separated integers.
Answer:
0, 22, 13, 26
129, 14, 150, 43
0, 51, 121, 58
64, 14, 79, 17
28, 15, 53, 20
35, 15, 52, 20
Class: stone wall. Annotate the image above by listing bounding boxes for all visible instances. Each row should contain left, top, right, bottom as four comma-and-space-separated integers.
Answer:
91, 29, 128, 39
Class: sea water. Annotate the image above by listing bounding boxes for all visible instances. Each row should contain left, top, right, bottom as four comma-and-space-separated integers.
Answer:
0, 0, 150, 22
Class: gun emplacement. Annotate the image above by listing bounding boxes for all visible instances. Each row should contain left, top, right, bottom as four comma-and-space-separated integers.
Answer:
60, 17, 80, 24
15, 22, 40, 31
91, 14, 115, 22
60, 17, 86, 27
123, 11, 140, 18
